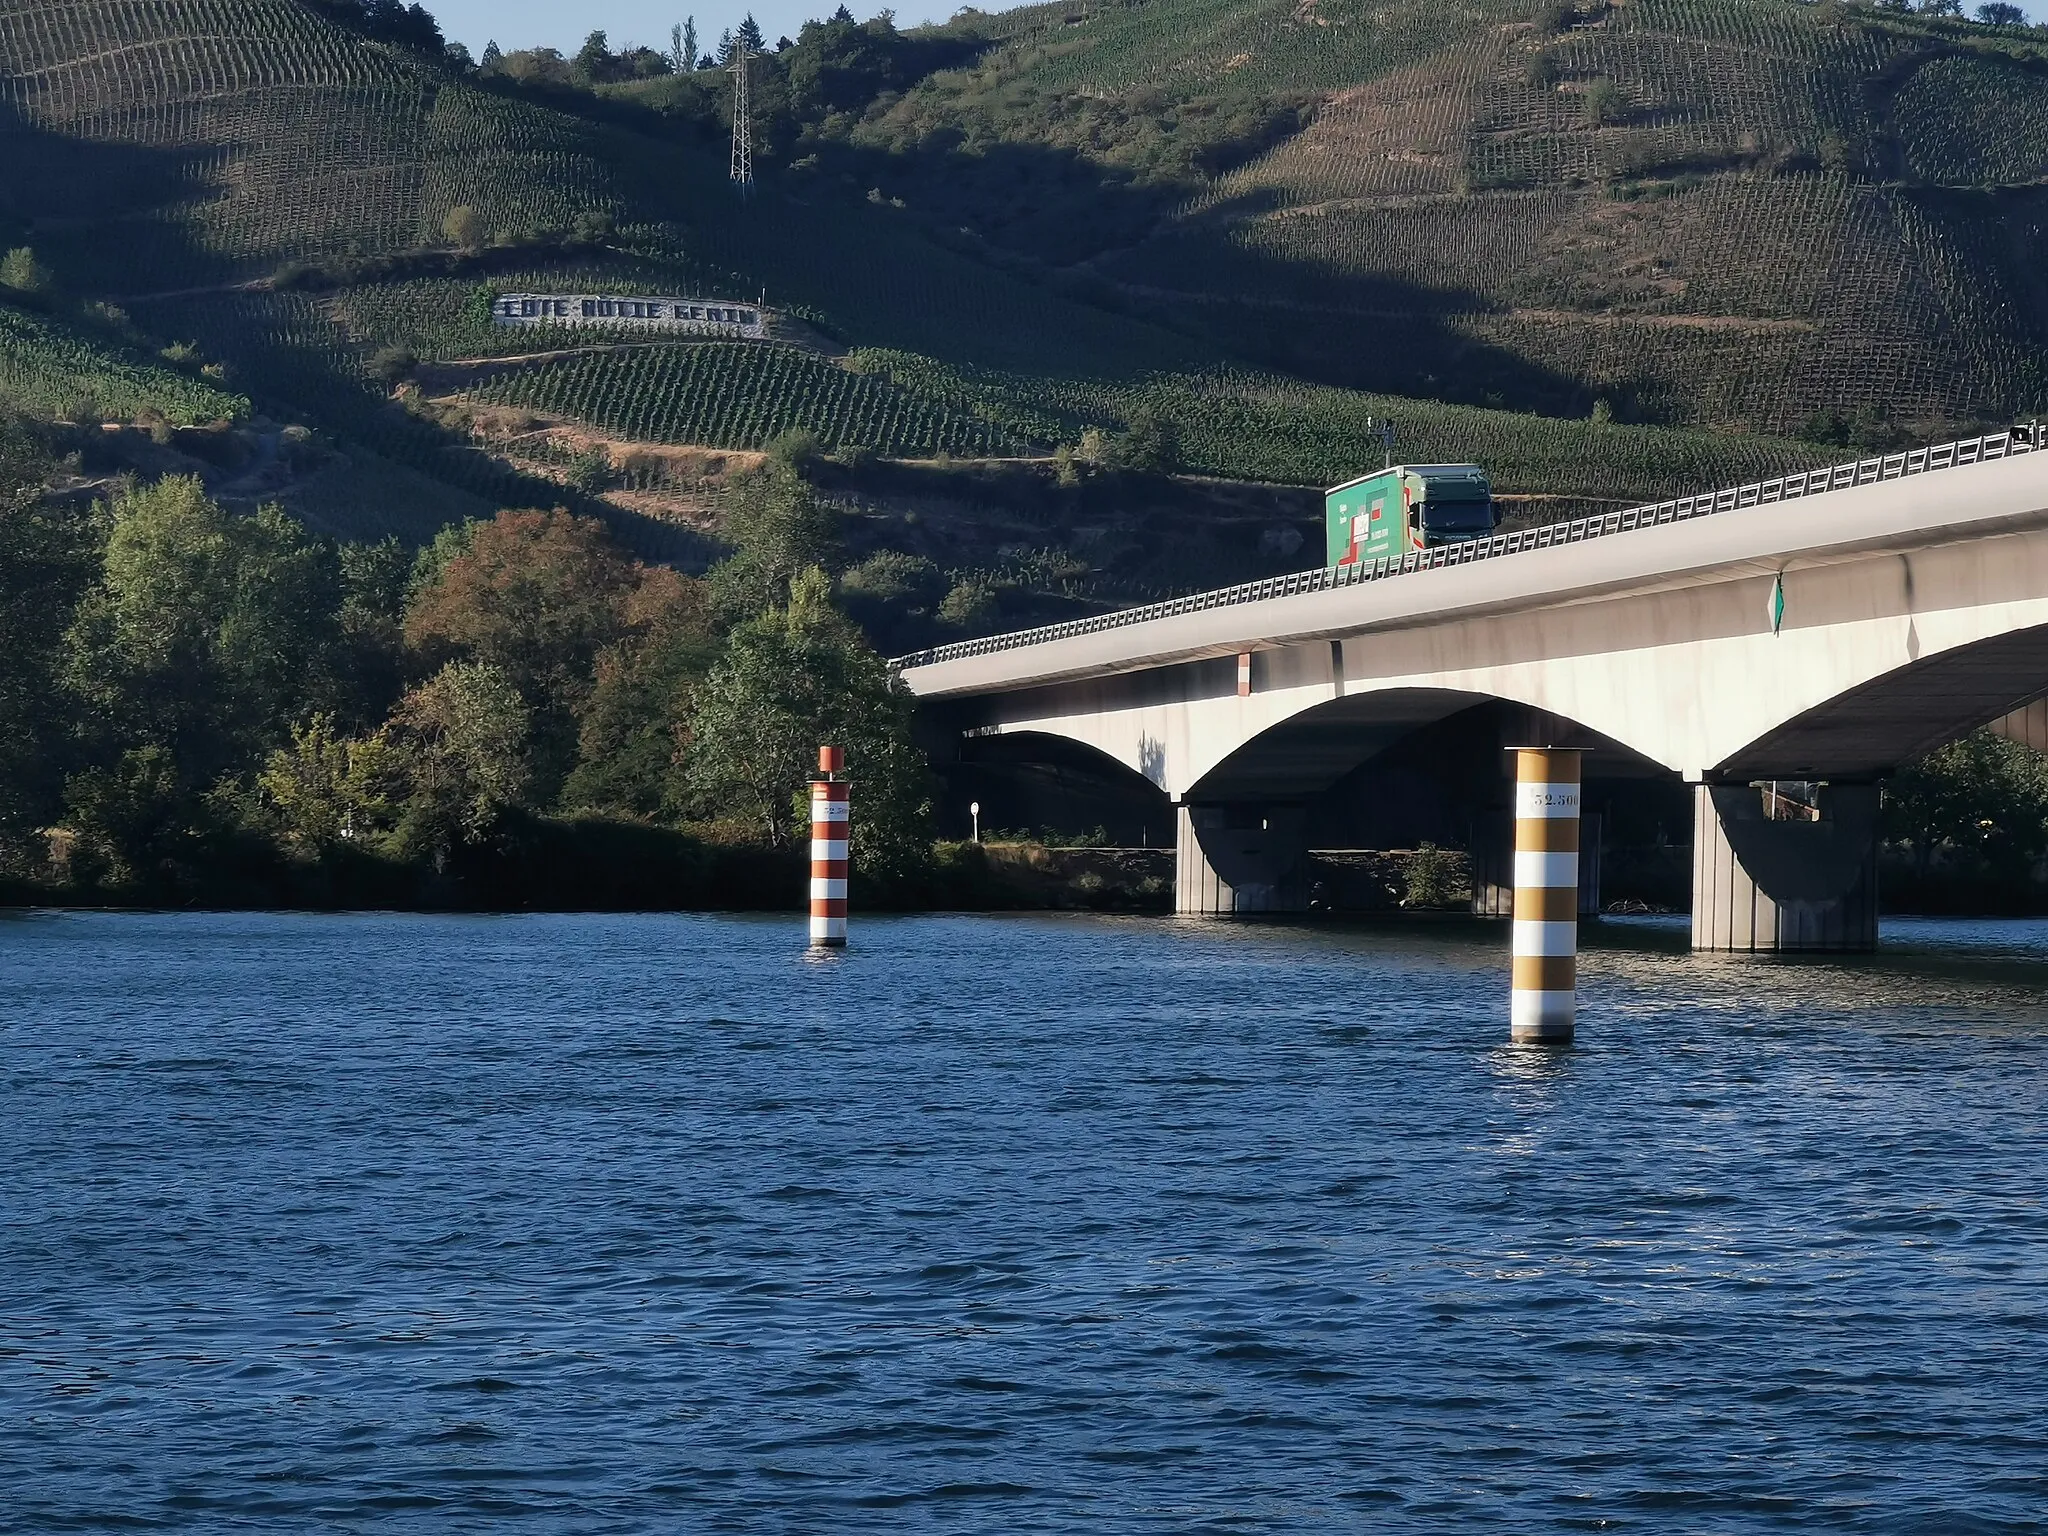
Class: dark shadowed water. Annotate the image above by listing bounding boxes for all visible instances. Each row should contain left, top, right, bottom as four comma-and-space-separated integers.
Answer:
3, 910, 2047, 1532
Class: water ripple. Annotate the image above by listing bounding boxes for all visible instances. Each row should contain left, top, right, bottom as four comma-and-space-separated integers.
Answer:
3, 909, 2047, 1529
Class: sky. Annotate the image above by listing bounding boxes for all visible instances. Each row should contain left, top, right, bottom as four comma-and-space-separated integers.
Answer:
430, 0, 962, 56
428, 0, 2048, 60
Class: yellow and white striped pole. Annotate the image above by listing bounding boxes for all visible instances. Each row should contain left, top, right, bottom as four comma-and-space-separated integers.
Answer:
1510, 747, 1582, 1045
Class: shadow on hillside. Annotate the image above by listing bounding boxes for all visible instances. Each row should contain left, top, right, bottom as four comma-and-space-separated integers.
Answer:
0, 111, 229, 294
783, 135, 1594, 417
3, 111, 705, 562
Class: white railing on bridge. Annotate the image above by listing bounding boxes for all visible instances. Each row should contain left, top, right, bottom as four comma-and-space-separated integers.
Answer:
890, 423, 2044, 672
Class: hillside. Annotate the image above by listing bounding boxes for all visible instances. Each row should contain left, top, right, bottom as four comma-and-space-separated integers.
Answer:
844, 0, 2048, 434
4, 0, 2045, 613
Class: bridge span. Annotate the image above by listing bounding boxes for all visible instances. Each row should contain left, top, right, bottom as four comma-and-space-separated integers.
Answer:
894, 427, 2048, 951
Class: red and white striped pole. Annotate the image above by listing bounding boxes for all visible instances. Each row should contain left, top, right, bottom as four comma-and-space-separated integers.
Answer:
809, 745, 849, 948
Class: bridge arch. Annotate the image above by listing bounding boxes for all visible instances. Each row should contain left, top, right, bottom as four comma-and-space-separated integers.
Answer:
941, 726, 1172, 846
1714, 619, 2048, 782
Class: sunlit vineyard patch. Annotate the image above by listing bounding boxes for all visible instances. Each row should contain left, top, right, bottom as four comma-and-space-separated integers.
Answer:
0, 306, 248, 425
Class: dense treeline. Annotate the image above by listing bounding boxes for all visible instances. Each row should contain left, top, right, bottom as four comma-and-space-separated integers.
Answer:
7, 414, 2048, 911
1880, 729, 2048, 912
0, 419, 932, 907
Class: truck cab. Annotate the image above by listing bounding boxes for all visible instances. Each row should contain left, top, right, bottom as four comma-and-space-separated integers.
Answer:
1325, 464, 1497, 567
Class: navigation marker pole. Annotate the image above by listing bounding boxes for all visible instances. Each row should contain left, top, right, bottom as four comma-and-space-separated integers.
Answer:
810, 747, 849, 948
1510, 748, 1582, 1045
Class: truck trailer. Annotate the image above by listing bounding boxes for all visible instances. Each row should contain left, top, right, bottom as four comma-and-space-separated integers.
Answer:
1325, 464, 1498, 567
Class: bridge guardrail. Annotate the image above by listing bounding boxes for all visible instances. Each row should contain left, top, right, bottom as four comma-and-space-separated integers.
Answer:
891, 422, 2043, 672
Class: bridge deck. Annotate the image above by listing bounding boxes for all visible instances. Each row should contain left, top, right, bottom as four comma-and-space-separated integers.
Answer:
895, 426, 2045, 700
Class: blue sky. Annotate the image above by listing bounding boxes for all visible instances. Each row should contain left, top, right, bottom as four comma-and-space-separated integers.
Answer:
429, 0, 2045, 59
432, 0, 958, 55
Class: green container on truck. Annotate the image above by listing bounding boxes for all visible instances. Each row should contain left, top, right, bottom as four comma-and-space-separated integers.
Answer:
1325, 464, 1498, 568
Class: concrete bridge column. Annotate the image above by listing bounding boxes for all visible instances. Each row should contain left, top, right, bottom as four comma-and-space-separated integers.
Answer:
1692, 783, 1879, 953
1175, 803, 1310, 915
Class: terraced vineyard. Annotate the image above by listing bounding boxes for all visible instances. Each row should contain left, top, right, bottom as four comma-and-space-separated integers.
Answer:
848, 350, 1823, 498
458, 344, 1025, 458
0, 2, 640, 293
4, 0, 2046, 556
888, 0, 2048, 434
0, 304, 248, 424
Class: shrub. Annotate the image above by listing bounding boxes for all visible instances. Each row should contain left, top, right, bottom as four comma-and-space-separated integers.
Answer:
1402, 842, 1466, 908
936, 577, 999, 629
442, 205, 484, 252
566, 448, 614, 491
0, 247, 53, 297
370, 344, 418, 385
1584, 77, 1623, 127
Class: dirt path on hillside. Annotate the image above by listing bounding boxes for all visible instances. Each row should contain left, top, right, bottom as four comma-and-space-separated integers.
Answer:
119, 278, 272, 303
1102, 278, 1817, 333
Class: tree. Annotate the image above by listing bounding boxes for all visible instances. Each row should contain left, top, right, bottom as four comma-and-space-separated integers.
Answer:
1102, 408, 1177, 473
574, 29, 613, 84
0, 421, 97, 863
1883, 731, 2048, 879
404, 507, 642, 801
685, 568, 932, 880
561, 566, 717, 818
62, 479, 343, 790
61, 745, 189, 888
258, 715, 395, 854
333, 536, 412, 731
382, 661, 533, 861
1977, 2, 2025, 24
1583, 76, 1622, 127
441, 204, 483, 252
936, 577, 998, 630
675, 18, 698, 70
480, 38, 503, 72
737, 13, 766, 52
716, 27, 735, 64
370, 344, 416, 384
707, 462, 838, 623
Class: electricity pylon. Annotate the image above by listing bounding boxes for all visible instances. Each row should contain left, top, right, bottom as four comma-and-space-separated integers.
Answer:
730, 41, 753, 193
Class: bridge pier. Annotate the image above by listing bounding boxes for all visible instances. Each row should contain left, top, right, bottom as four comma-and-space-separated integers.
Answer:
1691, 783, 1879, 952
1175, 803, 1310, 915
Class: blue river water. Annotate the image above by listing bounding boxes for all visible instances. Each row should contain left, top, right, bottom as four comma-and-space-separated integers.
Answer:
3, 909, 2047, 1532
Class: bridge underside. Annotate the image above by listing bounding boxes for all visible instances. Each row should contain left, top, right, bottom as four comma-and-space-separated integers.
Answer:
1721, 625, 2048, 781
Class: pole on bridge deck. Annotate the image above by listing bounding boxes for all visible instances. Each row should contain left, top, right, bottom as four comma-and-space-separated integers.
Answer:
1509, 747, 1582, 1045
809, 746, 849, 949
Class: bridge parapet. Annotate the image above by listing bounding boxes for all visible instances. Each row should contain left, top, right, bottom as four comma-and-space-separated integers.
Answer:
893, 424, 2042, 675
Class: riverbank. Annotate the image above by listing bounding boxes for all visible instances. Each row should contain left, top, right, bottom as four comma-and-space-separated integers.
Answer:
7, 831, 2044, 916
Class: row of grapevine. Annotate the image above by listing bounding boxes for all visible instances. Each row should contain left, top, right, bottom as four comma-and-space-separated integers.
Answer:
0, 0, 644, 294
1004, 366, 1831, 498
459, 344, 1026, 458
1118, 162, 2048, 431
0, 302, 248, 423
1894, 55, 2048, 186
812, 347, 1835, 505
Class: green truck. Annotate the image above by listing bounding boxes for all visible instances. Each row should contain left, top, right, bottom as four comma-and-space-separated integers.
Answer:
1325, 464, 1498, 567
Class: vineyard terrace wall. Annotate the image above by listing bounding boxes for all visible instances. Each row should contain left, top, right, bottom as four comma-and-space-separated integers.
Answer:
492, 294, 768, 338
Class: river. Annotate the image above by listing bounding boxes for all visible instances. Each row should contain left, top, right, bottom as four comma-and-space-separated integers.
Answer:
3, 910, 2046, 1530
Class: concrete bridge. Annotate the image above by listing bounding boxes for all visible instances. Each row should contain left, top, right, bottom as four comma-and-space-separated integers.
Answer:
894, 427, 2048, 951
